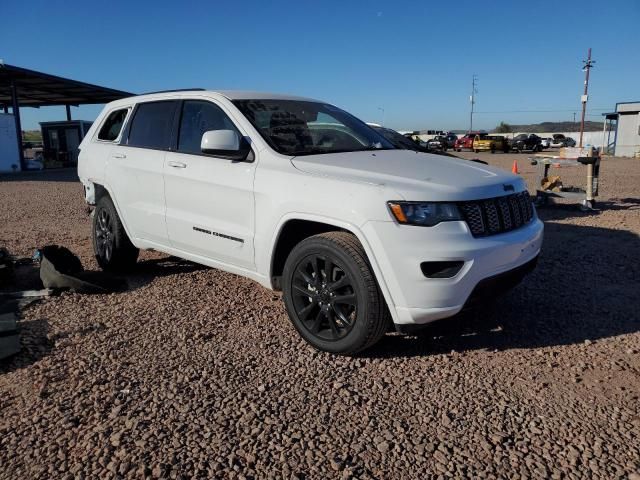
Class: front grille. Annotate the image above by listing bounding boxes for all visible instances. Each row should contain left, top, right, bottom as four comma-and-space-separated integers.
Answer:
458, 191, 534, 237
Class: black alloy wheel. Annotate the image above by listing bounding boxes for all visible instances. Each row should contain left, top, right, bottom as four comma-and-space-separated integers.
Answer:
290, 254, 357, 341
92, 195, 139, 271
95, 207, 114, 264
282, 232, 389, 354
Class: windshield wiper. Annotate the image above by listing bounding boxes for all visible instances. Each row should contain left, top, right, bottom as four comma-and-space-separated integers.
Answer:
355, 146, 395, 152
289, 146, 396, 156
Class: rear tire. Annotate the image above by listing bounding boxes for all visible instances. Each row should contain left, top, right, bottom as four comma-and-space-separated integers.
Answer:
282, 232, 389, 355
92, 195, 139, 272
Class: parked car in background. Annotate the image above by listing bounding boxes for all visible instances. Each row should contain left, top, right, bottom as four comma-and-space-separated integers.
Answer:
371, 126, 458, 158
512, 133, 543, 152
445, 133, 458, 148
472, 134, 510, 153
454, 132, 483, 151
550, 134, 576, 148
540, 137, 552, 149
78, 90, 542, 354
427, 135, 448, 151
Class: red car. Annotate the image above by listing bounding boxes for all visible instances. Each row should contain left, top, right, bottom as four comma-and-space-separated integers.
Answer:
454, 132, 483, 152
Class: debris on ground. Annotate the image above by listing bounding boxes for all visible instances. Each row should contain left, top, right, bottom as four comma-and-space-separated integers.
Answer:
37, 245, 126, 293
541, 175, 563, 191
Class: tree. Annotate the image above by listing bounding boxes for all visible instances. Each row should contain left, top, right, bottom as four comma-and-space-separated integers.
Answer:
494, 122, 512, 133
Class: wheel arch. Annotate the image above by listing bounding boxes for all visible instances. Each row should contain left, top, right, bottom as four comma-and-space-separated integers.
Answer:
268, 215, 398, 323
88, 181, 137, 247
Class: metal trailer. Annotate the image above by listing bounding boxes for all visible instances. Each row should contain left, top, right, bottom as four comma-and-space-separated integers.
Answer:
531, 147, 601, 210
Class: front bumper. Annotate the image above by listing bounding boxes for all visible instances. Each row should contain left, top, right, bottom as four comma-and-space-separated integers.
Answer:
362, 215, 543, 325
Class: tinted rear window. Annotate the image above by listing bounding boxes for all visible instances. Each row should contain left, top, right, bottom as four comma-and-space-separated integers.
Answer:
98, 108, 128, 141
128, 101, 177, 149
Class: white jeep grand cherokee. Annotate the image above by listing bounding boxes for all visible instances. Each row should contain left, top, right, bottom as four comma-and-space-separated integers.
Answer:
78, 90, 543, 354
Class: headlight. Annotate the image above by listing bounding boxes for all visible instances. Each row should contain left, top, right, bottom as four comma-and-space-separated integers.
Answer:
387, 201, 462, 226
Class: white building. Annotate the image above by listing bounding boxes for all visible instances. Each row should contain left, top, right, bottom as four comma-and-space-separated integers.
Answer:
604, 102, 640, 157
0, 113, 20, 172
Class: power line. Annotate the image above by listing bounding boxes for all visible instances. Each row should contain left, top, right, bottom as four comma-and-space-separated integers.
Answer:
474, 108, 609, 114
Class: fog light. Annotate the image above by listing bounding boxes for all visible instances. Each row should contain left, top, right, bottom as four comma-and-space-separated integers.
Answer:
420, 261, 464, 279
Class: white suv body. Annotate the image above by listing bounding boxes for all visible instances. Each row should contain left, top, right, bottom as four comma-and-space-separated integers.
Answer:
78, 90, 543, 354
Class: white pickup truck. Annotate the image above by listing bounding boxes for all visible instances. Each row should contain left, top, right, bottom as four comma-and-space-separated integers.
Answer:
78, 90, 543, 354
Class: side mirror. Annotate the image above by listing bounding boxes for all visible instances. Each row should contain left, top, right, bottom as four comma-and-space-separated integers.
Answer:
201, 130, 250, 161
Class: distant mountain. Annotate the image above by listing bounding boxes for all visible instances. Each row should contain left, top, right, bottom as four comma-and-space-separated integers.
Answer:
491, 121, 603, 133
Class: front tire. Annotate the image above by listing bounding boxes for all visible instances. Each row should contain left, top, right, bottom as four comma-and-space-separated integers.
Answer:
92, 195, 139, 272
282, 232, 389, 355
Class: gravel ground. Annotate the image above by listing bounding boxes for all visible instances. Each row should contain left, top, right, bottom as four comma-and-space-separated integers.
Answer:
1, 152, 639, 479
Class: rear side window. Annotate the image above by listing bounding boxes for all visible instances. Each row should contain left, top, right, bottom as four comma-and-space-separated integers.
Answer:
98, 108, 128, 141
177, 100, 240, 155
127, 101, 178, 150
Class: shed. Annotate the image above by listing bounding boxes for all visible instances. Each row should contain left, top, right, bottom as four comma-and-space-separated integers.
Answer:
40, 120, 94, 167
602, 102, 640, 157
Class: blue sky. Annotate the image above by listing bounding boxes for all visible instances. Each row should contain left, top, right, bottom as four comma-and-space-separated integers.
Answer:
3, 0, 639, 131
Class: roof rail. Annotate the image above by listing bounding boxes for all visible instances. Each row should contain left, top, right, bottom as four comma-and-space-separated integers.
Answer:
139, 88, 206, 95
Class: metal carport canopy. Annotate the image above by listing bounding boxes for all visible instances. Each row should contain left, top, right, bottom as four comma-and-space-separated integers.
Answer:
0, 62, 134, 170
0, 63, 133, 107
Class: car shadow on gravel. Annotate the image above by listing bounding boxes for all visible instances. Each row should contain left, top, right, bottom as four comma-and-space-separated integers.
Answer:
363, 220, 640, 358
0, 318, 52, 374
122, 256, 208, 291
533, 198, 640, 222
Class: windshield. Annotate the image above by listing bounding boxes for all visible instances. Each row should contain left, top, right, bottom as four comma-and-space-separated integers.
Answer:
233, 99, 395, 156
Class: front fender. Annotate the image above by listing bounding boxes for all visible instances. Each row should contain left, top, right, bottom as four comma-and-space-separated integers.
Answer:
265, 212, 399, 323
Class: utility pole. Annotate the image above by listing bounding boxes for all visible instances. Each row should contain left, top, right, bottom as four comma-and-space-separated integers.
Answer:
579, 48, 595, 147
469, 74, 477, 132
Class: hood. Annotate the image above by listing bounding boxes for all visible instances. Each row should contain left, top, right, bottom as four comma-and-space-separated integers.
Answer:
291, 150, 526, 201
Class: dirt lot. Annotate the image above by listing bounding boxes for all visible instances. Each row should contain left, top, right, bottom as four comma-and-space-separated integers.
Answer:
1, 152, 639, 479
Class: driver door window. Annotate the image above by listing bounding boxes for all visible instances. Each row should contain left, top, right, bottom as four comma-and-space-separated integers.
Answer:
177, 100, 240, 155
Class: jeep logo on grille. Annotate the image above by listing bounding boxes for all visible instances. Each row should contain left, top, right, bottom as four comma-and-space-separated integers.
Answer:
503, 184, 515, 192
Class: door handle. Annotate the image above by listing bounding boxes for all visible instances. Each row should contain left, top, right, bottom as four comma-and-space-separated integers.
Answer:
168, 161, 187, 169
112, 153, 126, 159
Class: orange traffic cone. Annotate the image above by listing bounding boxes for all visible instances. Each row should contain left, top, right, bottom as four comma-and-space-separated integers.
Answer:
512, 160, 519, 174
